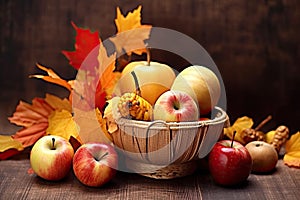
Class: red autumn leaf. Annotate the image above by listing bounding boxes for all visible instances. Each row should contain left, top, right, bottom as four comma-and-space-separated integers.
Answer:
62, 22, 100, 70
0, 149, 21, 160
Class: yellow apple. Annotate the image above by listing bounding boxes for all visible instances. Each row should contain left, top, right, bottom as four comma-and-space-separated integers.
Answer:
115, 61, 176, 105
171, 65, 221, 115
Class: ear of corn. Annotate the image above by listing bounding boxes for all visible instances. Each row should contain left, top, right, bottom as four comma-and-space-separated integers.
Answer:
118, 92, 153, 121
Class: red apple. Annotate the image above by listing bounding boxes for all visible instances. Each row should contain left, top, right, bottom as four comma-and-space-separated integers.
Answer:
30, 135, 74, 181
245, 141, 278, 173
73, 143, 118, 187
153, 90, 199, 122
208, 140, 252, 186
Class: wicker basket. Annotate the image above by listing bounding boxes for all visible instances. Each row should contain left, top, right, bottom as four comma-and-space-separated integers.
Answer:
111, 106, 227, 179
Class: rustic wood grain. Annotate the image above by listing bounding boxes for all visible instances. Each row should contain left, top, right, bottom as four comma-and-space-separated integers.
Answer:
0, 158, 300, 199
1, 0, 299, 135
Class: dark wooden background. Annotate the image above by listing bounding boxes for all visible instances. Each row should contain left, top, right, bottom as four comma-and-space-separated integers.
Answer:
1, 0, 299, 134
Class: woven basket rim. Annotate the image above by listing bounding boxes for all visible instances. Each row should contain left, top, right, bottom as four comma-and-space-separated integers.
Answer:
116, 106, 227, 130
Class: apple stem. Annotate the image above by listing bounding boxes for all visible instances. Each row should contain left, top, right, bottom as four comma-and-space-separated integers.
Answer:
146, 47, 151, 66
97, 152, 109, 161
254, 115, 272, 131
51, 138, 55, 150
231, 130, 237, 148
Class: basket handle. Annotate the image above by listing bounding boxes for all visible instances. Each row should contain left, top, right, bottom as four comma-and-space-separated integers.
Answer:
146, 120, 171, 132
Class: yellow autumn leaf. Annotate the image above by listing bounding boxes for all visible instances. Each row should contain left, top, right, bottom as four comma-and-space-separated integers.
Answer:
265, 130, 276, 144
46, 110, 81, 142
73, 108, 112, 144
45, 93, 72, 113
224, 116, 254, 144
284, 131, 300, 168
110, 5, 151, 56
0, 135, 24, 152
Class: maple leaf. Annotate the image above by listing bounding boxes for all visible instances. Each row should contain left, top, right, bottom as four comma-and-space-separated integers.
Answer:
96, 44, 121, 107
71, 44, 121, 112
0, 135, 23, 152
73, 108, 112, 144
46, 110, 81, 142
284, 131, 300, 168
30, 63, 73, 91
62, 21, 100, 71
110, 5, 152, 58
9, 97, 53, 128
45, 93, 72, 113
12, 122, 49, 148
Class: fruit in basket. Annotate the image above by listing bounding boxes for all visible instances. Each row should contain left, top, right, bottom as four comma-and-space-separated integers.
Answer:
153, 90, 199, 122
245, 141, 278, 173
73, 143, 118, 187
118, 92, 153, 121
208, 140, 252, 186
171, 65, 221, 115
30, 135, 74, 181
115, 61, 176, 105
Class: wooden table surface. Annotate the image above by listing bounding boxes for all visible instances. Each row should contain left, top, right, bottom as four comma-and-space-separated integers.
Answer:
0, 100, 299, 200
1, 154, 299, 200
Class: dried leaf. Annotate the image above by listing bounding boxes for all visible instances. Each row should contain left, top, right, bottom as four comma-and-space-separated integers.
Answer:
62, 21, 100, 70
71, 70, 99, 111
45, 93, 72, 113
224, 116, 254, 144
30, 63, 72, 91
0, 149, 21, 160
12, 123, 48, 148
73, 108, 112, 144
0, 135, 23, 152
103, 97, 121, 134
284, 131, 300, 168
111, 5, 151, 56
46, 110, 81, 142
9, 97, 53, 128
97, 45, 121, 104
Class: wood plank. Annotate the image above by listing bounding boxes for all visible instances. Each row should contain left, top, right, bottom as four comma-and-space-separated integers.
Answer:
0, 158, 299, 199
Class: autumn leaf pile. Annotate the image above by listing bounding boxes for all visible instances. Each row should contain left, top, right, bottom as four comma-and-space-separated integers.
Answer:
224, 116, 300, 168
0, 6, 151, 160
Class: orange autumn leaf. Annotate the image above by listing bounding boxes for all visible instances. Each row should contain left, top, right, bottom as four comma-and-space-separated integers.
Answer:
0, 135, 23, 152
284, 131, 300, 168
73, 108, 112, 144
46, 110, 81, 142
110, 5, 151, 56
9, 97, 53, 128
30, 63, 72, 91
62, 21, 100, 70
97, 44, 121, 100
12, 123, 48, 148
